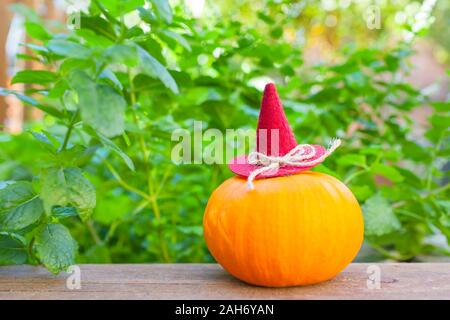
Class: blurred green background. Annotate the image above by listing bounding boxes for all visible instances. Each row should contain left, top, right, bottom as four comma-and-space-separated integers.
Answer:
0, 0, 449, 273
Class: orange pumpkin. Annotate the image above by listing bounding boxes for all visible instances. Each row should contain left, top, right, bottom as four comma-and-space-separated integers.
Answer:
203, 171, 363, 287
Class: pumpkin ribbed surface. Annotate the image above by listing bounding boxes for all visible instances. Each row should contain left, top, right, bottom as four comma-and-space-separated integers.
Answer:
203, 171, 364, 287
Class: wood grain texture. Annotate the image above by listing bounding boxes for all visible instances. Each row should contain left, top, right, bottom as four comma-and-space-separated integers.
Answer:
0, 263, 449, 300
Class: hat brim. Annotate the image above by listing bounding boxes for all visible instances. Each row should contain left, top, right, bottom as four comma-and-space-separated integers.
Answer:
228, 145, 327, 179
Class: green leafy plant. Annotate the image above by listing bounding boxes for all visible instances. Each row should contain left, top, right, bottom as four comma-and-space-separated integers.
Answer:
0, 0, 449, 273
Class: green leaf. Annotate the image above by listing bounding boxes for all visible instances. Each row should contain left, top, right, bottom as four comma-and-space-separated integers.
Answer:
25, 22, 51, 41
371, 163, 404, 183
59, 59, 94, 76
345, 71, 368, 89
360, 145, 398, 160
99, 68, 123, 91
48, 79, 70, 99
84, 84, 126, 137
61, 90, 78, 112
0, 232, 27, 265
177, 225, 203, 236
9, 3, 40, 23
75, 29, 114, 48
85, 127, 135, 171
104, 44, 138, 66
34, 223, 77, 274
337, 154, 367, 168
47, 39, 91, 59
437, 200, 450, 214
159, 30, 191, 51
68, 70, 126, 137
0, 88, 65, 118
29, 131, 53, 151
257, 12, 275, 24
429, 114, 450, 131
137, 7, 157, 24
426, 114, 450, 143
40, 167, 96, 221
312, 164, 341, 179
102, 0, 144, 16
19, 43, 50, 57
51, 206, 78, 219
30, 131, 58, 154
55, 145, 97, 168
150, 0, 173, 24
270, 27, 283, 39
79, 15, 117, 42
79, 244, 111, 263
94, 194, 133, 224
350, 185, 374, 201
363, 193, 401, 236
12, 70, 57, 85
136, 45, 179, 94
0, 181, 15, 190
0, 181, 44, 231
431, 101, 450, 112
16, 53, 41, 62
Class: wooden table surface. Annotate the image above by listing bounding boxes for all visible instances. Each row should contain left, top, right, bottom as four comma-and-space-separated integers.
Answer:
0, 263, 449, 300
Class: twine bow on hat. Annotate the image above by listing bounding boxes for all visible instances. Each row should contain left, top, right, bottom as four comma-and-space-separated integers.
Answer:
246, 138, 342, 190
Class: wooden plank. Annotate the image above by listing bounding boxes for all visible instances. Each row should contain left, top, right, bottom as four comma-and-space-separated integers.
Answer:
0, 263, 449, 300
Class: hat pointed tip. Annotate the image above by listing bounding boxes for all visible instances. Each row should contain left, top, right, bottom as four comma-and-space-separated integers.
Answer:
263, 82, 277, 95
264, 82, 276, 89
261, 82, 280, 108
257, 82, 297, 156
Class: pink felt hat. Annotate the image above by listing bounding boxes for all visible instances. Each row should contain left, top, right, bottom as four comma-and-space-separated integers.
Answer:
229, 83, 339, 183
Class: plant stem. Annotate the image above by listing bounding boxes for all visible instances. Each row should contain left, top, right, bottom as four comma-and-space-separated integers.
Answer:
428, 183, 450, 198
395, 209, 426, 222
128, 70, 171, 262
86, 220, 102, 245
60, 110, 79, 151
433, 218, 450, 241
426, 135, 443, 190
149, 186, 171, 262
344, 169, 367, 184
370, 243, 408, 261
61, 127, 73, 151
104, 159, 153, 202
28, 237, 37, 264
104, 200, 149, 243
92, 0, 120, 25
155, 166, 172, 197
95, 62, 107, 79
104, 220, 120, 244
392, 183, 450, 208
128, 72, 153, 198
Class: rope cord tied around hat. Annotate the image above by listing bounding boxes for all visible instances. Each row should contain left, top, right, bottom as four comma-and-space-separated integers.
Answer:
246, 138, 342, 190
